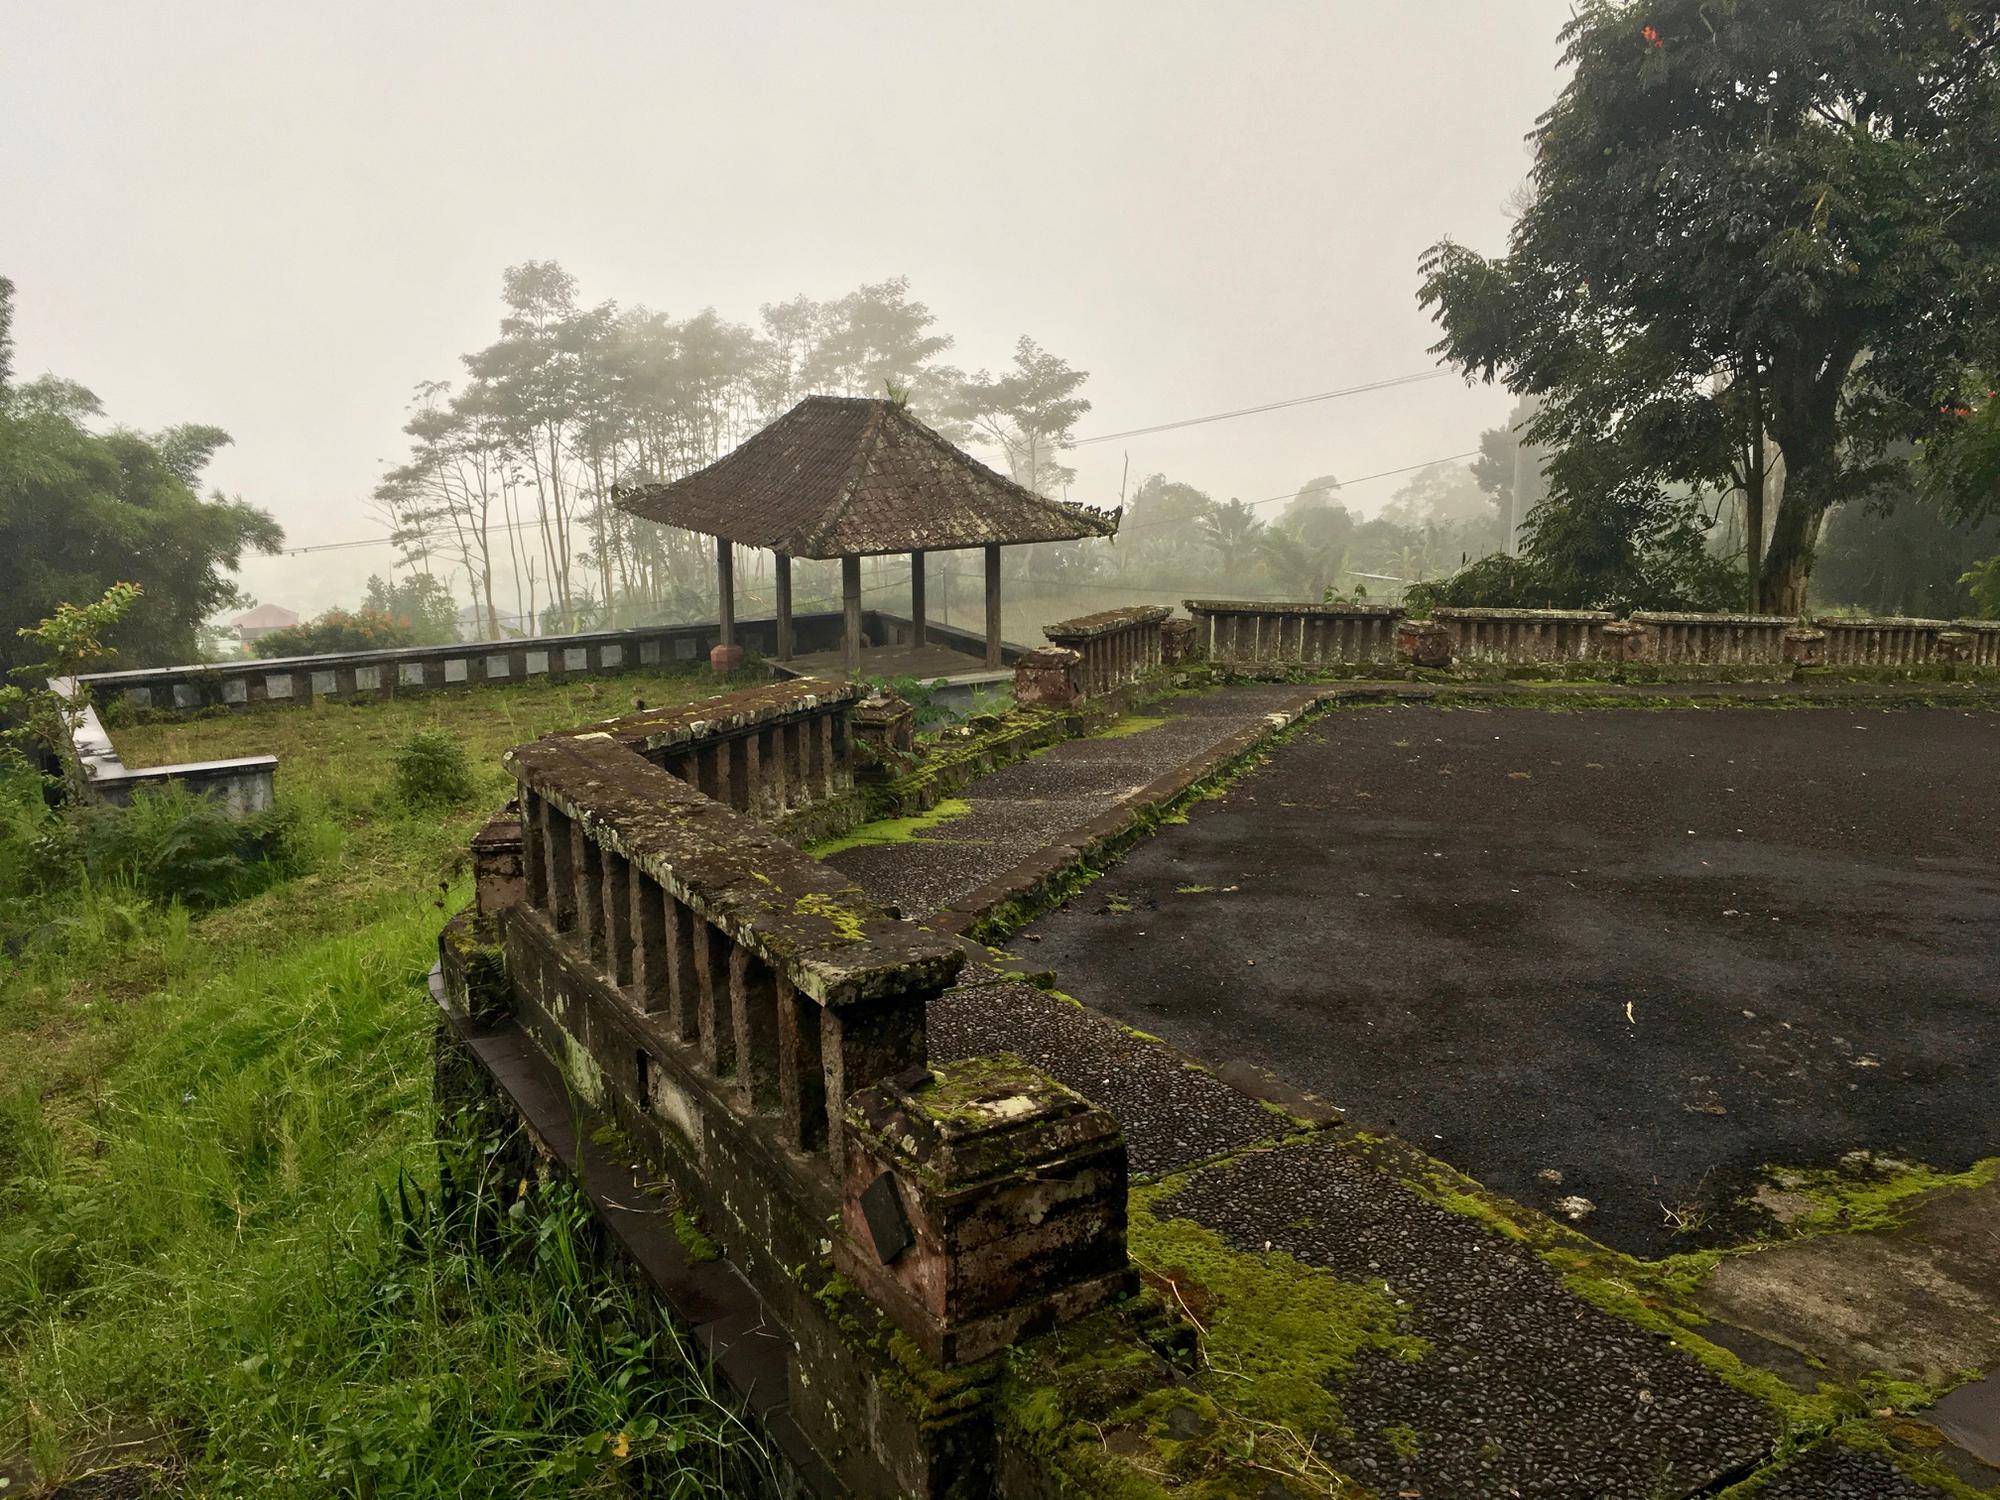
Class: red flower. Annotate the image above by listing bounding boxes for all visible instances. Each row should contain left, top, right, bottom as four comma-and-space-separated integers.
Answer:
1642, 24, 1664, 47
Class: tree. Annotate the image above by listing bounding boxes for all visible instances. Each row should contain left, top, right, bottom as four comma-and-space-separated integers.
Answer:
1196, 499, 1267, 577
1420, 1, 2000, 611
0, 279, 282, 674
1381, 462, 1497, 532
1812, 490, 2000, 616
1473, 395, 1548, 555
949, 337, 1091, 497
361, 573, 459, 644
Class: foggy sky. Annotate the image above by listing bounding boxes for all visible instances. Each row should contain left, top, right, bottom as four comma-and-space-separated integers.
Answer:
3, 1, 1575, 611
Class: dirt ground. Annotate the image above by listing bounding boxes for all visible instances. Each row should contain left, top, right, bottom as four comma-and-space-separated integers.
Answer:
1019, 704, 2000, 1257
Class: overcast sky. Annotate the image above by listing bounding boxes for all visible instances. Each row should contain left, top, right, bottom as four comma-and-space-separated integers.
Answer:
3, 1, 1575, 611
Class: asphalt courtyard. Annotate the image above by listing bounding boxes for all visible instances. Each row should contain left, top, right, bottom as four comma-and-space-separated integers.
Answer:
1019, 704, 2000, 1257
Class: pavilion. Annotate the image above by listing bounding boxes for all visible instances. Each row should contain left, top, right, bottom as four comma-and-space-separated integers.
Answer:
615, 395, 1121, 675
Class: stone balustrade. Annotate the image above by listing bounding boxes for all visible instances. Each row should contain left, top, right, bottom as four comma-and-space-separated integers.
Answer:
1818, 616, 2000, 667
1626, 611, 1796, 665
1040, 606, 1172, 698
1184, 599, 1404, 666
552, 677, 860, 824
455, 694, 1131, 1453
1433, 607, 1615, 662
1173, 599, 2000, 675
503, 730, 958, 1174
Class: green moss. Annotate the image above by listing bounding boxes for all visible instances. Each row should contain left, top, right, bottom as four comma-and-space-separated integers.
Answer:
789, 891, 868, 942
1091, 715, 1169, 740
671, 1208, 721, 1264
1173, 883, 1218, 894
1761, 1155, 1998, 1239
1339, 1129, 1990, 1442
1103, 892, 1133, 914
1381, 1421, 1420, 1460
1130, 1183, 1424, 1438
807, 797, 974, 856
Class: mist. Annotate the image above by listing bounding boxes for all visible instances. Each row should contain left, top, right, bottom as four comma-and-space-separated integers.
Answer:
3, 0, 1572, 619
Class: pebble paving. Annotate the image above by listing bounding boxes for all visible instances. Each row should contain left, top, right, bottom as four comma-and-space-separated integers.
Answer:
824, 683, 1310, 918
1157, 1137, 1778, 1499
927, 976, 1280, 1178
1750, 1442, 1951, 1498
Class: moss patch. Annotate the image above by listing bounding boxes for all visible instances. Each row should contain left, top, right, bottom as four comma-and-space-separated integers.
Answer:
1092, 715, 1170, 740
671, 1208, 721, 1264
1758, 1154, 1999, 1240
807, 797, 975, 856
1130, 1180, 1424, 1439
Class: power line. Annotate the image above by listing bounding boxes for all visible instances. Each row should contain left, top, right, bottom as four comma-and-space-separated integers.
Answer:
1071, 370, 1450, 446
1112, 450, 1482, 535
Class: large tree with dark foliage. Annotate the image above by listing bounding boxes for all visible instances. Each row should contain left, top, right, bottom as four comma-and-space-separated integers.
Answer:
1420, 1, 2000, 611
0, 276, 282, 673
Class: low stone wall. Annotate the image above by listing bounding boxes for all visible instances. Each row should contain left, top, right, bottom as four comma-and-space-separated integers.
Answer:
1182, 600, 2000, 675
439, 685, 1133, 1493
1184, 600, 1404, 667
52, 677, 276, 815
79, 609, 1011, 718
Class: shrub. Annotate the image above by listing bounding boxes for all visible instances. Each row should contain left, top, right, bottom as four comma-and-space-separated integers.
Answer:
392, 727, 475, 808
252, 608, 416, 659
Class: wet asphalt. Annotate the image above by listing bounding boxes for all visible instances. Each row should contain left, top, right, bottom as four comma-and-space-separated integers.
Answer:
1018, 705, 2000, 1257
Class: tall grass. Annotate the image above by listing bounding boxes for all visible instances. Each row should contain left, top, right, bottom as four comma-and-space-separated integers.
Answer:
0, 671, 772, 1495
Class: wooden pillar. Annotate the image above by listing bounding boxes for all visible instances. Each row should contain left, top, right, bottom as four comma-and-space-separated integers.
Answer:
842, 555, 863, 676
984, 544, 1003, 668
910, 550, 927, 648
716, 537, 736, 648
774, 551, 794, 660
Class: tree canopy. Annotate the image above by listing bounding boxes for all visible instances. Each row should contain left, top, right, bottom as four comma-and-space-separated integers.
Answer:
1420, 0, 2000, 611
0, 277, 282, 674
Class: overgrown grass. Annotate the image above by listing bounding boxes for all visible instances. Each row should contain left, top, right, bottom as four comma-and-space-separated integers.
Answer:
0, 669, 768, 1496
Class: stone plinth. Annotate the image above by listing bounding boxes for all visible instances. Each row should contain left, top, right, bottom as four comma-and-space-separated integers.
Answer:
1013, 646, 1083, 709
836, 1056, 1132, 1367
1397, 619, 1453, 669
853, 691, 917, 759
1783, 627, 1828, 667
709, 643, 745, 674
1160, 617, 1197, 665
1598, 620, 1649, 662
471, 810, 526, 933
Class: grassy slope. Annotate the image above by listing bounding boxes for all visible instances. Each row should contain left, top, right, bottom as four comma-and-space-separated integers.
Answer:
1, 671, 774, 1497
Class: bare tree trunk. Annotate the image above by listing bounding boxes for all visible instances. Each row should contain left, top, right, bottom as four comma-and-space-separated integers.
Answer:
1743, 364, 1766, 612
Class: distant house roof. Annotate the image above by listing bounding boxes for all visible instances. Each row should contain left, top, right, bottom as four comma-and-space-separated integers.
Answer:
615, 395, 1120, 559
233, 603, 299, 629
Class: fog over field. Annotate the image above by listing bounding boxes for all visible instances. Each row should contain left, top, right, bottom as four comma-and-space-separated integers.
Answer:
2, 1, 1572, 609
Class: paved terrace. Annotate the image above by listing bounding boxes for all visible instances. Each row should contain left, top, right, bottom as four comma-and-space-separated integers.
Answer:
831, 683, 2000, 1498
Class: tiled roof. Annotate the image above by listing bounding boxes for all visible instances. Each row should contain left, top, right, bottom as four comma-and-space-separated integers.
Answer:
233, 603, 300, 628
615, 396, 1120, 558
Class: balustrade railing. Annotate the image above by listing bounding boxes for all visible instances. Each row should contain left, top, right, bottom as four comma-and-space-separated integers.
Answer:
1184, 600, 1404, 666
554, 677, 860, 823
1626, 611, 1795, 664
1040, 606, 1172, 697
1433, 607, 1614, 662
505, 732, 962, 1171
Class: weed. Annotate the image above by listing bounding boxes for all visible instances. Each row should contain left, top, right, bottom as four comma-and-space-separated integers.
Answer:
393, 726, 477, 808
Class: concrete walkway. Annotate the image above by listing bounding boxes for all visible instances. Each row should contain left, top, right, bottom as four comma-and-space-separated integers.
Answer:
823, 683, 1967, 1498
